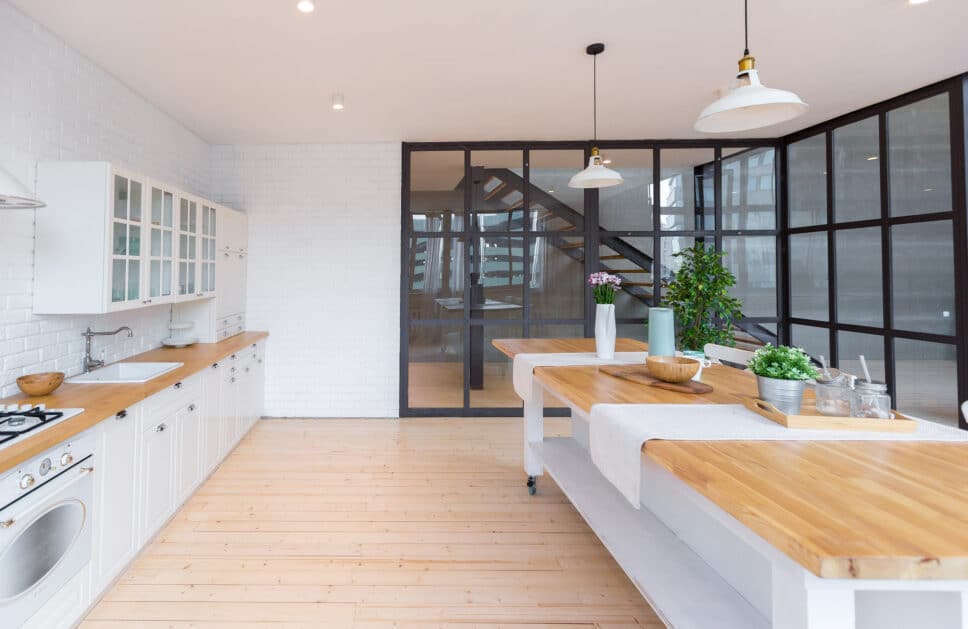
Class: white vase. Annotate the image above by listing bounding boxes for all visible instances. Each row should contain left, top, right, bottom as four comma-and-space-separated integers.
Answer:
595, 303, 616, 360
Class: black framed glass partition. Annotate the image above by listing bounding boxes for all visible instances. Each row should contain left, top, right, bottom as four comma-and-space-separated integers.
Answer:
783, 77, 968, 428
402, 140, 780, 416
402, 75, 967, 421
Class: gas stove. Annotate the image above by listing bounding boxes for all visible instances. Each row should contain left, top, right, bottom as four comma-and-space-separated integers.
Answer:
0, 406, 85, 448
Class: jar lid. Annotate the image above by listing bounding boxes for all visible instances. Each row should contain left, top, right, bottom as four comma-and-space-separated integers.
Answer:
815, 369, 845, 385
854, 379, 888, 393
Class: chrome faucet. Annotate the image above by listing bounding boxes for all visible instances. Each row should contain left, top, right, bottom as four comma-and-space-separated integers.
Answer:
82, 326, 133, 373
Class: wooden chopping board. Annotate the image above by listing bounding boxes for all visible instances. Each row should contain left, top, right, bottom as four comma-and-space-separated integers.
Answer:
599, 364, 713, 394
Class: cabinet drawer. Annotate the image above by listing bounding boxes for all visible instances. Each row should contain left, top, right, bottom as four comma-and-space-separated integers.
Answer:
145, 374, 202, 417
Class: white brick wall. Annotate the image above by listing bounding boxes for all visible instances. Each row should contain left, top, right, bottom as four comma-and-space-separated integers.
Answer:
0, 2, 403, 416
0, 1, 211, 398
210, 144, 401, 418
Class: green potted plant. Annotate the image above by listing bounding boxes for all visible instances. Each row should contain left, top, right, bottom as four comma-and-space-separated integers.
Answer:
747, 344, 820, 414
662, 243, 743, 353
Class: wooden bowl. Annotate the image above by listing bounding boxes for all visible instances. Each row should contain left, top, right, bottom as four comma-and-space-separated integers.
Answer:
646, 356, 700, 383
16, 372, 65, 397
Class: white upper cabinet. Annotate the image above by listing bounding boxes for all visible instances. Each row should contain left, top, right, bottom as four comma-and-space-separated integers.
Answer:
175, 196, 200, 301
34, 162, 238, 315
109, 173, 145, 309
199, 203, 218, 298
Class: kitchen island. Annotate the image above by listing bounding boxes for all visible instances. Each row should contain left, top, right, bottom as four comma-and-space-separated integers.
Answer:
495, 338, 968, 629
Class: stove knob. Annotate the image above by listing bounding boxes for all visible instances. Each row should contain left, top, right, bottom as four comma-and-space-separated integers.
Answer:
60, 453, 73, 467
19, 474, 35, 490
39, 458, 52, 476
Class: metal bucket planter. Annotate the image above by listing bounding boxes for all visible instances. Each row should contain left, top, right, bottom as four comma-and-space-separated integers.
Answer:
756, 376, 805, 416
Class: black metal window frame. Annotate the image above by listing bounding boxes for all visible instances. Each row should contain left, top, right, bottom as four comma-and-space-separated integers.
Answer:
401, 139, 782, 417
780, 74, 968, 428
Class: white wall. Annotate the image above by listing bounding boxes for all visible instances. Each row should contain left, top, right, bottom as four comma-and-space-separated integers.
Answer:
210, 144, 401, 418
0, 1, 211, 397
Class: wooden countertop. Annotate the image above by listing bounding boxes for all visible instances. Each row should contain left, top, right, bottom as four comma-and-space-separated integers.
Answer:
0, 331, 268, 475
496, 337, 968, 580
493, 337, 648, 359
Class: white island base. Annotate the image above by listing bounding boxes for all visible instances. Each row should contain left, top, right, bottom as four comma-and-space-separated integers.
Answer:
525, 386, 968, 629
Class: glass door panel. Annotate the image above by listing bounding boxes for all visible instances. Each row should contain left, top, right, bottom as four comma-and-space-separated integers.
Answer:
177, 198, 200, 298
109, 174, 144, 306
200, 205, 217, 295
148, 185, 176, 300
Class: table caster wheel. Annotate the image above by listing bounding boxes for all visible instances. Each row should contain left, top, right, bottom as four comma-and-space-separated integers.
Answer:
527, 476, 537, 496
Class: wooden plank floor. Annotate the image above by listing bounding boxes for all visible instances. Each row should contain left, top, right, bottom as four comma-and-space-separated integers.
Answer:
81, 418, 661, 628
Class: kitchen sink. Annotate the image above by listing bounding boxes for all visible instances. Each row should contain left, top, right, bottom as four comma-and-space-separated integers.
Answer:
67, 362, 184, 384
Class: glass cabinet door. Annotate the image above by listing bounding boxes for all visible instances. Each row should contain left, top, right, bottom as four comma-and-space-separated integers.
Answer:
110, 174, 144, 307
200, 204, 217, 295
148, 184, 176, 302
177, 198, 199, 298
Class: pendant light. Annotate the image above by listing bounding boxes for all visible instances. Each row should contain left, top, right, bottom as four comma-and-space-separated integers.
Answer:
569, 43, 623, 189
0, 166, 44, 209
694, 0, 807, 133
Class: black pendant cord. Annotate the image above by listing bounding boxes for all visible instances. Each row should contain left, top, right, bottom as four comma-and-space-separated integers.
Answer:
592, 52, 598, 142
743, 0, 750, 56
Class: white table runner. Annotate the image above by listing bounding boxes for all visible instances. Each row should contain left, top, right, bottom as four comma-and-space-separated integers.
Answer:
589, 402, 968, 507
512, 352, 649, 402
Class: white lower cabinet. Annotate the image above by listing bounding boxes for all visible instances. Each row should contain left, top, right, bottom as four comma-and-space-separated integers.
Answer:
84, 340, 266, 626
203, 362, 223, 475
139, 406, 176, 543
91, 404, 141, 592
175, 399, 204, 504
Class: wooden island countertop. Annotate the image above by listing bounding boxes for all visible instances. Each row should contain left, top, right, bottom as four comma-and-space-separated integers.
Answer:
0, 331, 268, 475
494, 337, 968, 580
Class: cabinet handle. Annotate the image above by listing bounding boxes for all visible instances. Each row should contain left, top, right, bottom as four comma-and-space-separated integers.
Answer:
188, 404, 196, 412
252, 343, 257, 348
174, 382, 182, 389
245, 367, 250, 373
231, 354, 237, 360
230, 367, 237, 373
0, 519, 14, 528
230, 377, 236, 383
258, 359, 263, 364
156, 423, 167, 432
224, 252, 230, 258
212, 362, 219, 369
79, 466, 95, 473
116, 409, 128, 420
196, 293, 203, 297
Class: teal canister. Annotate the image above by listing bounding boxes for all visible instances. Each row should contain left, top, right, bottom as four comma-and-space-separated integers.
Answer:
647, 307, 675, 357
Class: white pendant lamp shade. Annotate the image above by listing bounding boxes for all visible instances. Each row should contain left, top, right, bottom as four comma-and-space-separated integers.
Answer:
695, 0, 807, 133
569, 148, 623, 188
695, 69, 808, 133
0, 166, 44, 209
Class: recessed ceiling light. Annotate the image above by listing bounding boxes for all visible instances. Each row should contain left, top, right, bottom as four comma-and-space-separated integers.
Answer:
331, 93, 345, 111
296, 1, 315, 13
866, 155, 878, 161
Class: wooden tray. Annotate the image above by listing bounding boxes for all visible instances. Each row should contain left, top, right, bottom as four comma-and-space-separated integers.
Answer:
744, 398, 918, 433
599, 364, 713, 394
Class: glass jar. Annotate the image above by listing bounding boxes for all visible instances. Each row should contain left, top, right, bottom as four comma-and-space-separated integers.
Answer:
814, 372, 851, 416
850, 380, 892, 419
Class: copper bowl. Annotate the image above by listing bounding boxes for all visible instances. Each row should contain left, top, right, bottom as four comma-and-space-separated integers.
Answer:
646, 356, 700, 383
16, 372, 65, 397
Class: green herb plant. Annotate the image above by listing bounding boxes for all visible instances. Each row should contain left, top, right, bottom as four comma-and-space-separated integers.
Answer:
747, 344, 820, 381
661, 243, 743, 351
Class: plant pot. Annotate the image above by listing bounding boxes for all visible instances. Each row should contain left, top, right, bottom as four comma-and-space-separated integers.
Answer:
594, 303, 616, 360
756, 375, 805, 416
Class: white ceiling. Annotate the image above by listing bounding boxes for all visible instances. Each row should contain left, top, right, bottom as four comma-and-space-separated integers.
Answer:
11, 0, 968, 145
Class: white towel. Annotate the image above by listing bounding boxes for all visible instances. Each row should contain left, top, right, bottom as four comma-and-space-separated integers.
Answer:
512, 352, 649, 402
589, 403, 968, 507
